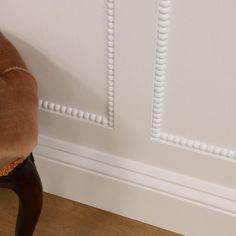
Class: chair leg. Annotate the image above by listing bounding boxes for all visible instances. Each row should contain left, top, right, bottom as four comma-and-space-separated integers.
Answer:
0, 154, 43, 236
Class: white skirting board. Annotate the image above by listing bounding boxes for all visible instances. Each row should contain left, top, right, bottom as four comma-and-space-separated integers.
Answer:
34, 135, 236, 236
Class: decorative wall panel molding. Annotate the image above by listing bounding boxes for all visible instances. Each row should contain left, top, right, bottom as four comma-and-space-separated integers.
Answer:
151, 0, 236, 160
39, 0, 115, 128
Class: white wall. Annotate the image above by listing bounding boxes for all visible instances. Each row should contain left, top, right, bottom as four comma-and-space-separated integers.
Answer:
1, 0, 236, 235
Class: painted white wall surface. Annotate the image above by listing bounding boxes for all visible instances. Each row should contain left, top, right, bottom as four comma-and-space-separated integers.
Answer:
1, 1, 236, 235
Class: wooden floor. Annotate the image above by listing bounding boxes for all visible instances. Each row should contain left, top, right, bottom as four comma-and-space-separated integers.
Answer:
0, 189, 180, 236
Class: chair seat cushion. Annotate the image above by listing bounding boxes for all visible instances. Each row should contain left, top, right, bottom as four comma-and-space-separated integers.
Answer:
0, 71, 38, 176
0, 33, 38, 176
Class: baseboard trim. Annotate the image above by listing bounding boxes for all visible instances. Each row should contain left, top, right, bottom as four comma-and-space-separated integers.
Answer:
33, 134, 236, 235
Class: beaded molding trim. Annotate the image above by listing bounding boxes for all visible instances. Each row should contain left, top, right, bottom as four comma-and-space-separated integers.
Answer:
151, 0, 236, 160
39, 0, 115, 128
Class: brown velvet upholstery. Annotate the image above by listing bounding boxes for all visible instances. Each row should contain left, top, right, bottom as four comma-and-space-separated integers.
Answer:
0, 33, 38, 172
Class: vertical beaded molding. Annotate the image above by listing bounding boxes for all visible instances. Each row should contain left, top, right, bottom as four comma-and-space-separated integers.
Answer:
106, 0, 115, 128
39, 0, 115, 128
151, 0, 171, 139
151, 0, 236, 161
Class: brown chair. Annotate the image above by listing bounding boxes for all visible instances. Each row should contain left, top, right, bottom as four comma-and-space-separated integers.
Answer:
0, 32, 43, 236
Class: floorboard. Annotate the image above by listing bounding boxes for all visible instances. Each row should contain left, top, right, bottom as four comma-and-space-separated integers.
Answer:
0, 189, 181, 236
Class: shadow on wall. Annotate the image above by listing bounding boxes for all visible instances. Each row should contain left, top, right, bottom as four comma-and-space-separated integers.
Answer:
1, 31, 147, 158
3, 31, 107, 116
1, 32, 146, 213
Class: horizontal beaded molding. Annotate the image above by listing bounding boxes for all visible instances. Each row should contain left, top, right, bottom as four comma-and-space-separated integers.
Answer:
151, 0, 236, 160
39, 0, 115, 128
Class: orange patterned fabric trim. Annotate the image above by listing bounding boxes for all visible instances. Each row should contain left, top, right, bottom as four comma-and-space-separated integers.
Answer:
0, 158, 24, 176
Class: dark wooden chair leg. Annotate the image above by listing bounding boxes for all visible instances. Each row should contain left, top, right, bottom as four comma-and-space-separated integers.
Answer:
0, 153, 43, 236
